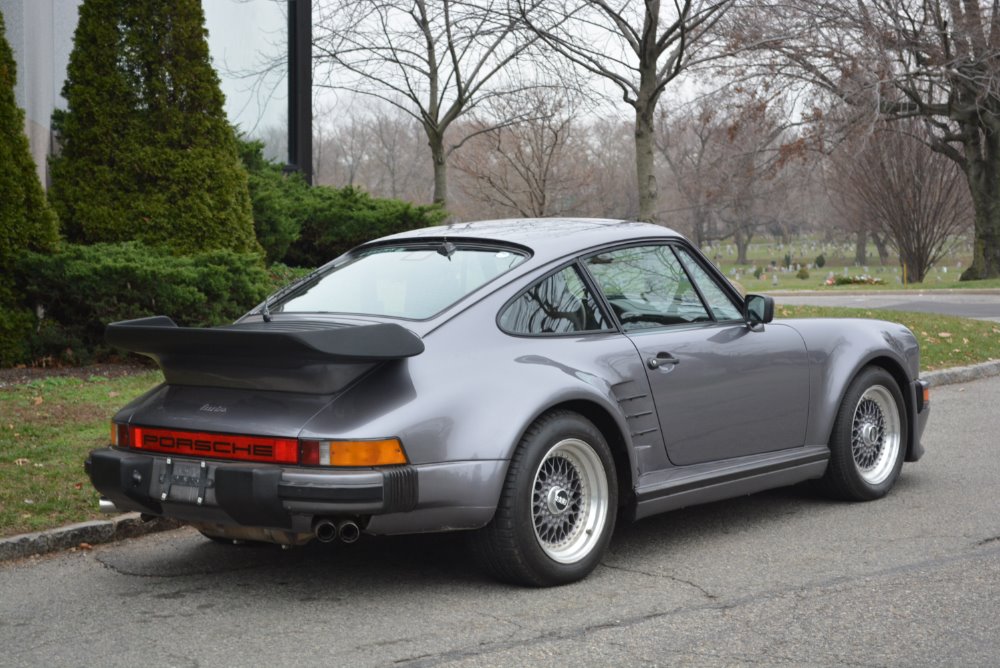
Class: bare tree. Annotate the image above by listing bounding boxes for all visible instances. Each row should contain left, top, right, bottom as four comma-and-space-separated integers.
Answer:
657, 89, 806, 262
517, 0, 734, 222
735, 0, 1000, 279
657, 99, 727, 246
312, 0, 537, 206
452, 89, 583, 217
580, 117, 639, 219
828, 125, 972, 283
367, 111, 427, 200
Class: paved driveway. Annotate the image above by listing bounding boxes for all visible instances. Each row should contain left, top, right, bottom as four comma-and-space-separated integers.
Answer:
771, 291, 1000, 322
1, 376, 998, 667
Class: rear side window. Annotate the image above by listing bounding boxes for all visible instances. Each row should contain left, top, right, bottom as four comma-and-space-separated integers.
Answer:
274, 244, 527, 319
500, 266, 611, 335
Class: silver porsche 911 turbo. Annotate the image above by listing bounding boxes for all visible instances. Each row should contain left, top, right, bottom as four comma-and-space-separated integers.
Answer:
87, 218, 930, 586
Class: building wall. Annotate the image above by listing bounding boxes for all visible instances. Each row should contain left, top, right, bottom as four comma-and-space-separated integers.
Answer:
1, 0, 287, 188
0, 0, 80, 186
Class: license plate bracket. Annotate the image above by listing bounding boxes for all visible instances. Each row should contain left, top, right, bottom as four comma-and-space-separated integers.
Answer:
160, 458, 213, 505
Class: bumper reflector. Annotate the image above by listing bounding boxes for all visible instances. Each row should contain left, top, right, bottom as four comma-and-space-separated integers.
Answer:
299, 438, 407, 467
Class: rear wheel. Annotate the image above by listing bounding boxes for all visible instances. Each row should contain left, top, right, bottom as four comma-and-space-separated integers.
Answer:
471, 411, 617, 586
819, 367, 906, 501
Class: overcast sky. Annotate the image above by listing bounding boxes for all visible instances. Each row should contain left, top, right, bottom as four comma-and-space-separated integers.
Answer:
202, 0, 288, 136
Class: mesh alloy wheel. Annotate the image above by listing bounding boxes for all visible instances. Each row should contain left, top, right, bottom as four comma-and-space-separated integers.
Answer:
851, 385, 902, 485
530, 438, 610, 564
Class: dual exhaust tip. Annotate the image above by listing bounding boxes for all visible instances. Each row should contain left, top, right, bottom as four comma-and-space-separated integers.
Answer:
314, 518, 361, 544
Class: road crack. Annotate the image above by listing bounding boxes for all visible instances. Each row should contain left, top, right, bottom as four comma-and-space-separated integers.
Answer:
600, 560, 718, 599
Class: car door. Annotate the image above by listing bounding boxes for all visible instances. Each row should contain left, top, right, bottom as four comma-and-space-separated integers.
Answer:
583, 243, 810, 466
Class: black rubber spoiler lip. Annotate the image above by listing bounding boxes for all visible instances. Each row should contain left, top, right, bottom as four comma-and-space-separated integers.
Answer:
106, 316, 425, 362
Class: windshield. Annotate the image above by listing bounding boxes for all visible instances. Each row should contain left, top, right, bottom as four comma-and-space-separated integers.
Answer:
273, 244, 528, 319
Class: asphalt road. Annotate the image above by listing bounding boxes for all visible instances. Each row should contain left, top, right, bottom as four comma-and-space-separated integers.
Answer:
2, 377, 998, 667
772, 291, 1000, 322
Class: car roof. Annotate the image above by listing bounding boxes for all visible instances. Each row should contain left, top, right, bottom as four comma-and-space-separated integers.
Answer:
370, 218, 683, 264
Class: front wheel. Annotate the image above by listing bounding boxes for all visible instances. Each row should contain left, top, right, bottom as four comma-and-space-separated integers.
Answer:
819, 366, 907, 501
471, 410, 617, 586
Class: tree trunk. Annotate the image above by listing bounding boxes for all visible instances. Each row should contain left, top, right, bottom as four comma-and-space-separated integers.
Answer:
961, 134, 1000, 280
854, 229, 867, 266
871, 232, 891, 265
634, 100, 658, 223
734, 228, 752, 264
428, 129, 448, 206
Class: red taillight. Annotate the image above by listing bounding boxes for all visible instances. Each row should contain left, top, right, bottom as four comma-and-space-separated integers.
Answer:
128, 427, 298, 464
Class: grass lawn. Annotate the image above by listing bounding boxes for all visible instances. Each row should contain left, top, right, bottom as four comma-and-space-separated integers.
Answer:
1, 305, 998, 538
0, 371, 162, 537
779, 306, 1000, 370
700, 234, 1000, 294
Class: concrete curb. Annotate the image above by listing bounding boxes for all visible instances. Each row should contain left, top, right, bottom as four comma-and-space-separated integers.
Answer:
3, 360, 999, 564
921, 359, 1000, 387
0, 513, 181, 563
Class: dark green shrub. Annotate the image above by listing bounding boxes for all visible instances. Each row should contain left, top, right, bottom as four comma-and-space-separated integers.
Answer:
284, 186, 447, 267
815, 253, 826, 268
783, 252, 792, 268
49, 0, 256, 254
0, 282, 35, 367
753, 266, 763, 279
13, 242, 269, 362
796, 268, 810, 280
238, 138, 310, 263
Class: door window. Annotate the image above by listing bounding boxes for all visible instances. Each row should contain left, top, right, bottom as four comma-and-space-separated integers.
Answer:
584, 246, 710, 331
674, 247, 744, 321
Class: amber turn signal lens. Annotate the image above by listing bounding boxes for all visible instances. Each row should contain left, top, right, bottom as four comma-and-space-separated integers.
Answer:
923, 386, 930, 405
298, 438, 407, 467
111, 422, 129, 447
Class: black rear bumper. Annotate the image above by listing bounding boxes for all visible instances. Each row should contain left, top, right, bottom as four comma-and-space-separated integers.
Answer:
85, 448, 418, 532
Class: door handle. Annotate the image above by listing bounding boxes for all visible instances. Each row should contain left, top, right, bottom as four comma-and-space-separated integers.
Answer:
647, 352, 680, 369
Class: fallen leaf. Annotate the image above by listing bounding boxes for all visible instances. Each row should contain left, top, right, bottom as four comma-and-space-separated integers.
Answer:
73, 482, 83, 490
23, 499, 34, 505
78, 543, 93, 551
108, 391, 119, 398
33, 396, 43, 405
963, 338, 970, 345
33, 463, 43, 468
14, 458, 30, 466
938, 332, 952, 338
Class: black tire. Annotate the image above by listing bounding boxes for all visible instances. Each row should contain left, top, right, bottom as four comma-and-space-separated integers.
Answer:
818, 366, 907, 501
470, 410, 618, 587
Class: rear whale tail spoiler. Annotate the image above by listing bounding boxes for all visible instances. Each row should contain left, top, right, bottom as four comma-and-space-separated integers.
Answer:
105, 316, 424, 393
106, 316, 425, 361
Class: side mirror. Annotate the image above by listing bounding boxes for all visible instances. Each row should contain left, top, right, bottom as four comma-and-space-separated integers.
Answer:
745, 294, 774, 327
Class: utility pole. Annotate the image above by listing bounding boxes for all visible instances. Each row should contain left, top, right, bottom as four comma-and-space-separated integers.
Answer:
287, 0, 312, 184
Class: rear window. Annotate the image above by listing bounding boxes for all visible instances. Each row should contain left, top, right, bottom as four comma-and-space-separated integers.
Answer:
273, 244, 528, 319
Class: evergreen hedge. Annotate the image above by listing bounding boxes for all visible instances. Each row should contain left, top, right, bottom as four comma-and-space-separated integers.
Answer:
49, 0, 256, 254
285, 186, 447, 267
13, 243, 270, 363
0, 9, 59, 366
239, 138, 310, 264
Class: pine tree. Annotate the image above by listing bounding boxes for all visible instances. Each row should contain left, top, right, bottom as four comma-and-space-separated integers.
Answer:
0, 8, 59, 365
50, 0, 257, 254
